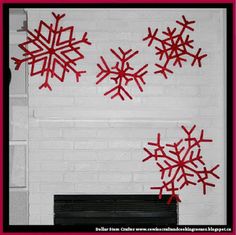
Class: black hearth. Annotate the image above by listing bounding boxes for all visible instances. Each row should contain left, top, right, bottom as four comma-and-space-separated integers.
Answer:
54, 195, 178, 227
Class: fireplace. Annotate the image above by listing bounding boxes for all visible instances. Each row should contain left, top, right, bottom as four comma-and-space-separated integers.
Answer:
54, 195, 178, 227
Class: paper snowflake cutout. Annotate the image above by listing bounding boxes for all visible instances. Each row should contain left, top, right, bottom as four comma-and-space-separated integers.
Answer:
96, 47, 148, 100
11, 12, 91, 91
143, 125, 220, 204
143, 15, 207, 79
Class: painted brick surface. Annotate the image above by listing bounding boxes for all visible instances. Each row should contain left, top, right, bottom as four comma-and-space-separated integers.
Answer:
26, 8, 226, 225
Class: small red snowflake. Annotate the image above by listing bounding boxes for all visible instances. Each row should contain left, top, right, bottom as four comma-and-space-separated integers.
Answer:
143, 125, 220, 204
11, 12, 91, 91
143, 15, 207, 79
96, 47, 148, 100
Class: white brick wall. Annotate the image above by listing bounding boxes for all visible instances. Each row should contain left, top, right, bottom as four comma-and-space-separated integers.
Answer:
26, 8, 226, 225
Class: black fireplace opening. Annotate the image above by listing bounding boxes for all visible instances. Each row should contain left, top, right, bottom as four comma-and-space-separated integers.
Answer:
54, 195, 178, 227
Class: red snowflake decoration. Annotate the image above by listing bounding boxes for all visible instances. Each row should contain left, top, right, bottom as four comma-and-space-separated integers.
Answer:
143, 15, 207, 79
143, 125, 220, 204
11, 12, 91, 91
96, 47, 148, 100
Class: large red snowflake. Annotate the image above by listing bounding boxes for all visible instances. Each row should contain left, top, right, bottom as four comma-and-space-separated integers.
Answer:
143, 15, 207, 79
143, 125, 220, 204
96, 47, 148, 100
11, 12, 91, 91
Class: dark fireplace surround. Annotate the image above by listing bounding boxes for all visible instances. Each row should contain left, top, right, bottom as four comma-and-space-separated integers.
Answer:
54, 195, 178, 227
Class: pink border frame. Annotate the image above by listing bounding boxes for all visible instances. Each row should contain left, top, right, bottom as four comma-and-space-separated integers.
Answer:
0, 0, 235, 234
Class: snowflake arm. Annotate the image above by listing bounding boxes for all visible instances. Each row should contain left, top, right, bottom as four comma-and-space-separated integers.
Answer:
143, 27, 159, 47
176, 15, 195, 33
151, 181, 181, 204
186, 164, 220, 195
96, 56, 118, 84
